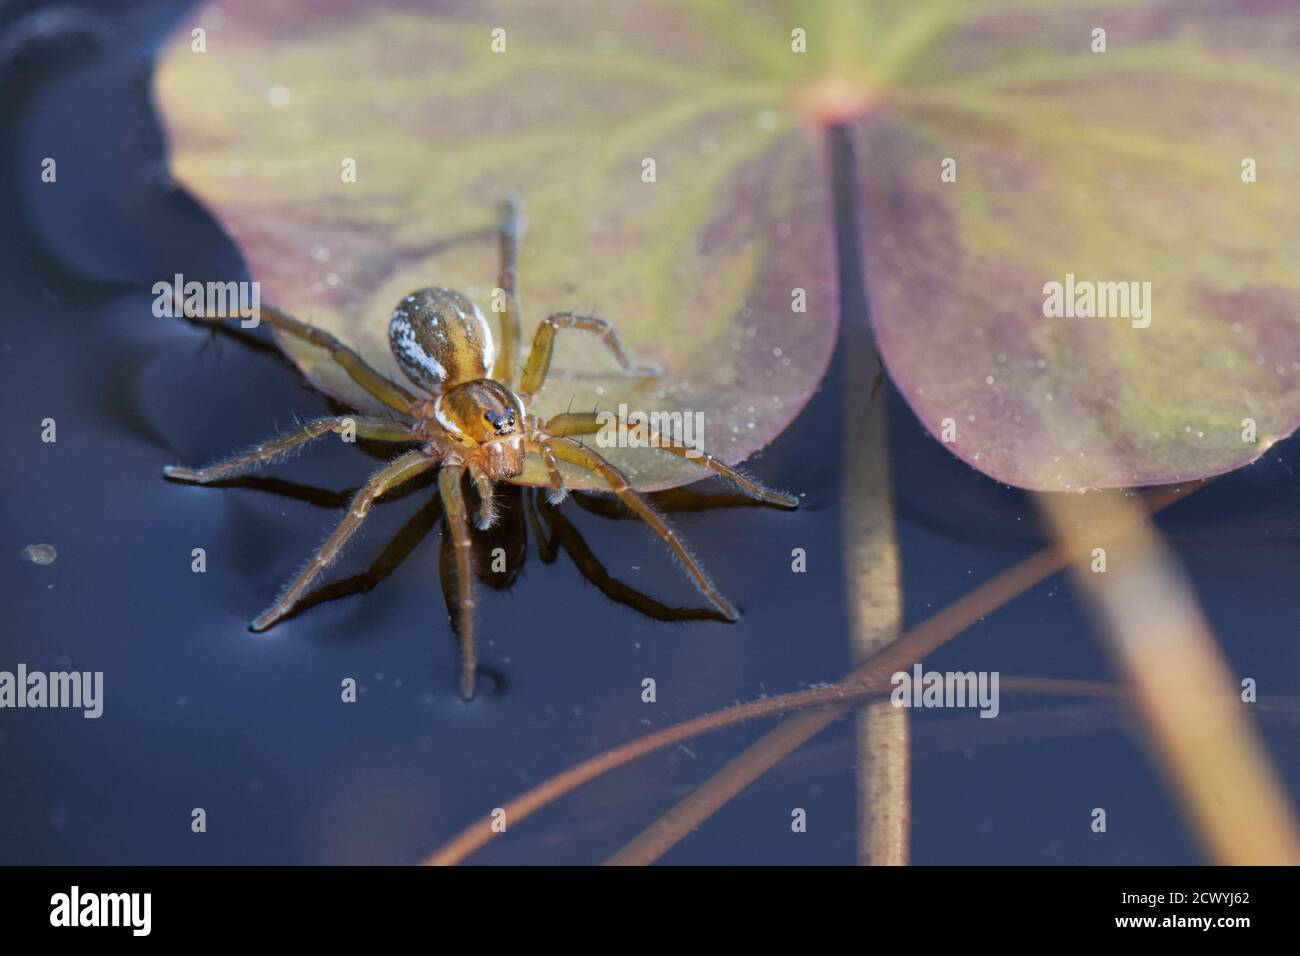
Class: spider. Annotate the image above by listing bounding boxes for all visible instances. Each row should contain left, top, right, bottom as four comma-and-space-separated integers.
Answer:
164, 199, 798, 699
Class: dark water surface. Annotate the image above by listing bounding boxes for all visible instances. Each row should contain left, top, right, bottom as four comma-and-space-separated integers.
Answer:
2, 0, 1298, 865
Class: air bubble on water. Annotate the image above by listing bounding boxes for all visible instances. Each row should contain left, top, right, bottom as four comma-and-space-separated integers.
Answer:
21, 544, 56, 565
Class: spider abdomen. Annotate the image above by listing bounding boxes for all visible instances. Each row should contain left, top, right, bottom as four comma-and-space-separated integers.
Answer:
388, 287, 495, 391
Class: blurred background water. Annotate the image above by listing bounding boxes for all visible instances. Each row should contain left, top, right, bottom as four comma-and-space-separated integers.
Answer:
1, 0, 1297, 864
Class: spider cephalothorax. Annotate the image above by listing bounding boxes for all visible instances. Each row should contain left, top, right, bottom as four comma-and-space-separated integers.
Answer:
165, 199, 797, 699
428, 379, 526, 483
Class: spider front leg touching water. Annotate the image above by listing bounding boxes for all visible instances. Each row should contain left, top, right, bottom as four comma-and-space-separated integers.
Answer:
540, 412, 799, 508
249, 450, 435, 632
437, 461, 479, 700
517, 412, 799, 623
530, 436, 738, 620
164, 416, 418, 483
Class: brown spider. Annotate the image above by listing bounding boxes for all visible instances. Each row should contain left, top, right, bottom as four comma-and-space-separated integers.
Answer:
164, 199, 797, 699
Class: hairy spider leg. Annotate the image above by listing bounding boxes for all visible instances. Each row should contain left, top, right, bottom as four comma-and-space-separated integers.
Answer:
541, 412, 798, 508
438, 462, 479, 700
467, 461, 498, 530
253, 305, 420, 413
250, 450, 435, 632
532, 490, 729, 623
163, 416, 418, 483
532, 437, 567, 504
516, 312, 659, 402
490, 195, 524, 385
541, 437, 738, 621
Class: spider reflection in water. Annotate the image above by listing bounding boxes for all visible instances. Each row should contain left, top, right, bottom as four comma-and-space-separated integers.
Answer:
164, 199, 797, 698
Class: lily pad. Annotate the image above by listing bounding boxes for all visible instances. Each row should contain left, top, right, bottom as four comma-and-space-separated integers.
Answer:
852, 1, 1300, 489
154, 0, 1300, 491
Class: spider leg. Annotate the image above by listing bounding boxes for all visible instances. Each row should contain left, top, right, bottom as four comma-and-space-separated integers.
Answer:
292, 492, 443, 619
490, 195, 524, 386
528, 437, 568, 504
236, 305, 419, 413
163, 416, 418, 483
548, 436, 738, 621
438, 462, 479, 700
250, 450, 434, 631
541, 412, 797, 508
524, 488, 728, 622
467, 462, 498, 530
516, 312, 658, 402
